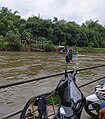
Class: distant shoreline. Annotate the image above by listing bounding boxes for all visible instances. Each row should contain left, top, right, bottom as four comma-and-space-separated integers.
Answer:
76, 47, 105, 53
0, 47, 105, 53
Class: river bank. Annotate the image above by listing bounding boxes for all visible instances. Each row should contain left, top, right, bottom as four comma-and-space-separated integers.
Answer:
76, 47, 105, 53
1, 47, 105, 53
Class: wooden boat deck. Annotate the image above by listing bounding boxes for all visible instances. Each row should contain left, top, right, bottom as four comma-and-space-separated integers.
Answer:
9, 107, 93, 119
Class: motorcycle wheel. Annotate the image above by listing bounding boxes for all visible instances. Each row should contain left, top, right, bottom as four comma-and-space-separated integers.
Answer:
84, 101, 100, 118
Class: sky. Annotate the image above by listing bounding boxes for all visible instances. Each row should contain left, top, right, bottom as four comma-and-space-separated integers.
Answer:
0, 0, 105, 25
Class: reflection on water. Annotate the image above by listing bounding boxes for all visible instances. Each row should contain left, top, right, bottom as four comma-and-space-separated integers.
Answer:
0, 52, 105, 117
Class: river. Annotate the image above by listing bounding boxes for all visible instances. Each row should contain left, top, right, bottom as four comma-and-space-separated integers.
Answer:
0, 51, 105, 118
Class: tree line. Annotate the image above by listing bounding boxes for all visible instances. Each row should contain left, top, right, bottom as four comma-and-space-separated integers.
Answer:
0, 7, 105, 51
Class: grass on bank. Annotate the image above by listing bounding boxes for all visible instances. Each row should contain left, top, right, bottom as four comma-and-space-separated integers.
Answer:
75, 47, 105, 53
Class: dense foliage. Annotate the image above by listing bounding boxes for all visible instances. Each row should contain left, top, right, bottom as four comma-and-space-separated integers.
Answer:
0, 7, 105, 51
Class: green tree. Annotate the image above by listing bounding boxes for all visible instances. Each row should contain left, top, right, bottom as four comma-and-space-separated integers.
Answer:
6, 31, 21, 51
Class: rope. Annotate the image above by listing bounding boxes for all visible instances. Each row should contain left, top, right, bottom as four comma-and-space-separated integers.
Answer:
77, 64, 105, 72
0, 64, 105, 89
0, 110, 22, 119
79, 76, 105, 88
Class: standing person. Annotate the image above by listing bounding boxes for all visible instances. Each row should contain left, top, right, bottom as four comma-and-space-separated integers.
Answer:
66, 49, 72, 62
36, 95, 48, 119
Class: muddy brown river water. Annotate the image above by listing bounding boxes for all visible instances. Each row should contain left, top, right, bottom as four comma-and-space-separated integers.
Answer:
0, 51, 105, 118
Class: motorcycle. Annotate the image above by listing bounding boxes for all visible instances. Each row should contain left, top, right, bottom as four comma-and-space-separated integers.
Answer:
84, 80, 105, 118
53, 71, 86, 119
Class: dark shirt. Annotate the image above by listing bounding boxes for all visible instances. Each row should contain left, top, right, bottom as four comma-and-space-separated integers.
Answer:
38, 96, 47, 114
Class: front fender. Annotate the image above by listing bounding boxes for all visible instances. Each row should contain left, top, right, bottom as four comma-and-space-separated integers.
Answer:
86, 94, 99, 102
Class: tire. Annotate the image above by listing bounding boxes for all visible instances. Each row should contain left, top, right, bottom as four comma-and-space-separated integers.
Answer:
84, 101, 100, 118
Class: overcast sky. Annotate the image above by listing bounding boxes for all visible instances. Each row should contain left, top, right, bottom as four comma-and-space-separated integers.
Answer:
0, 0, 105, 25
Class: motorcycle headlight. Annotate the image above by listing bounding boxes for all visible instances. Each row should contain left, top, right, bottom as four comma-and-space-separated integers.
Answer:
60, 107, 66, 114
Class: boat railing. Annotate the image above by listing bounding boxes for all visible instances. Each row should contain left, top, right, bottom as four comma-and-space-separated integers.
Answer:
0, 64, 105, 119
